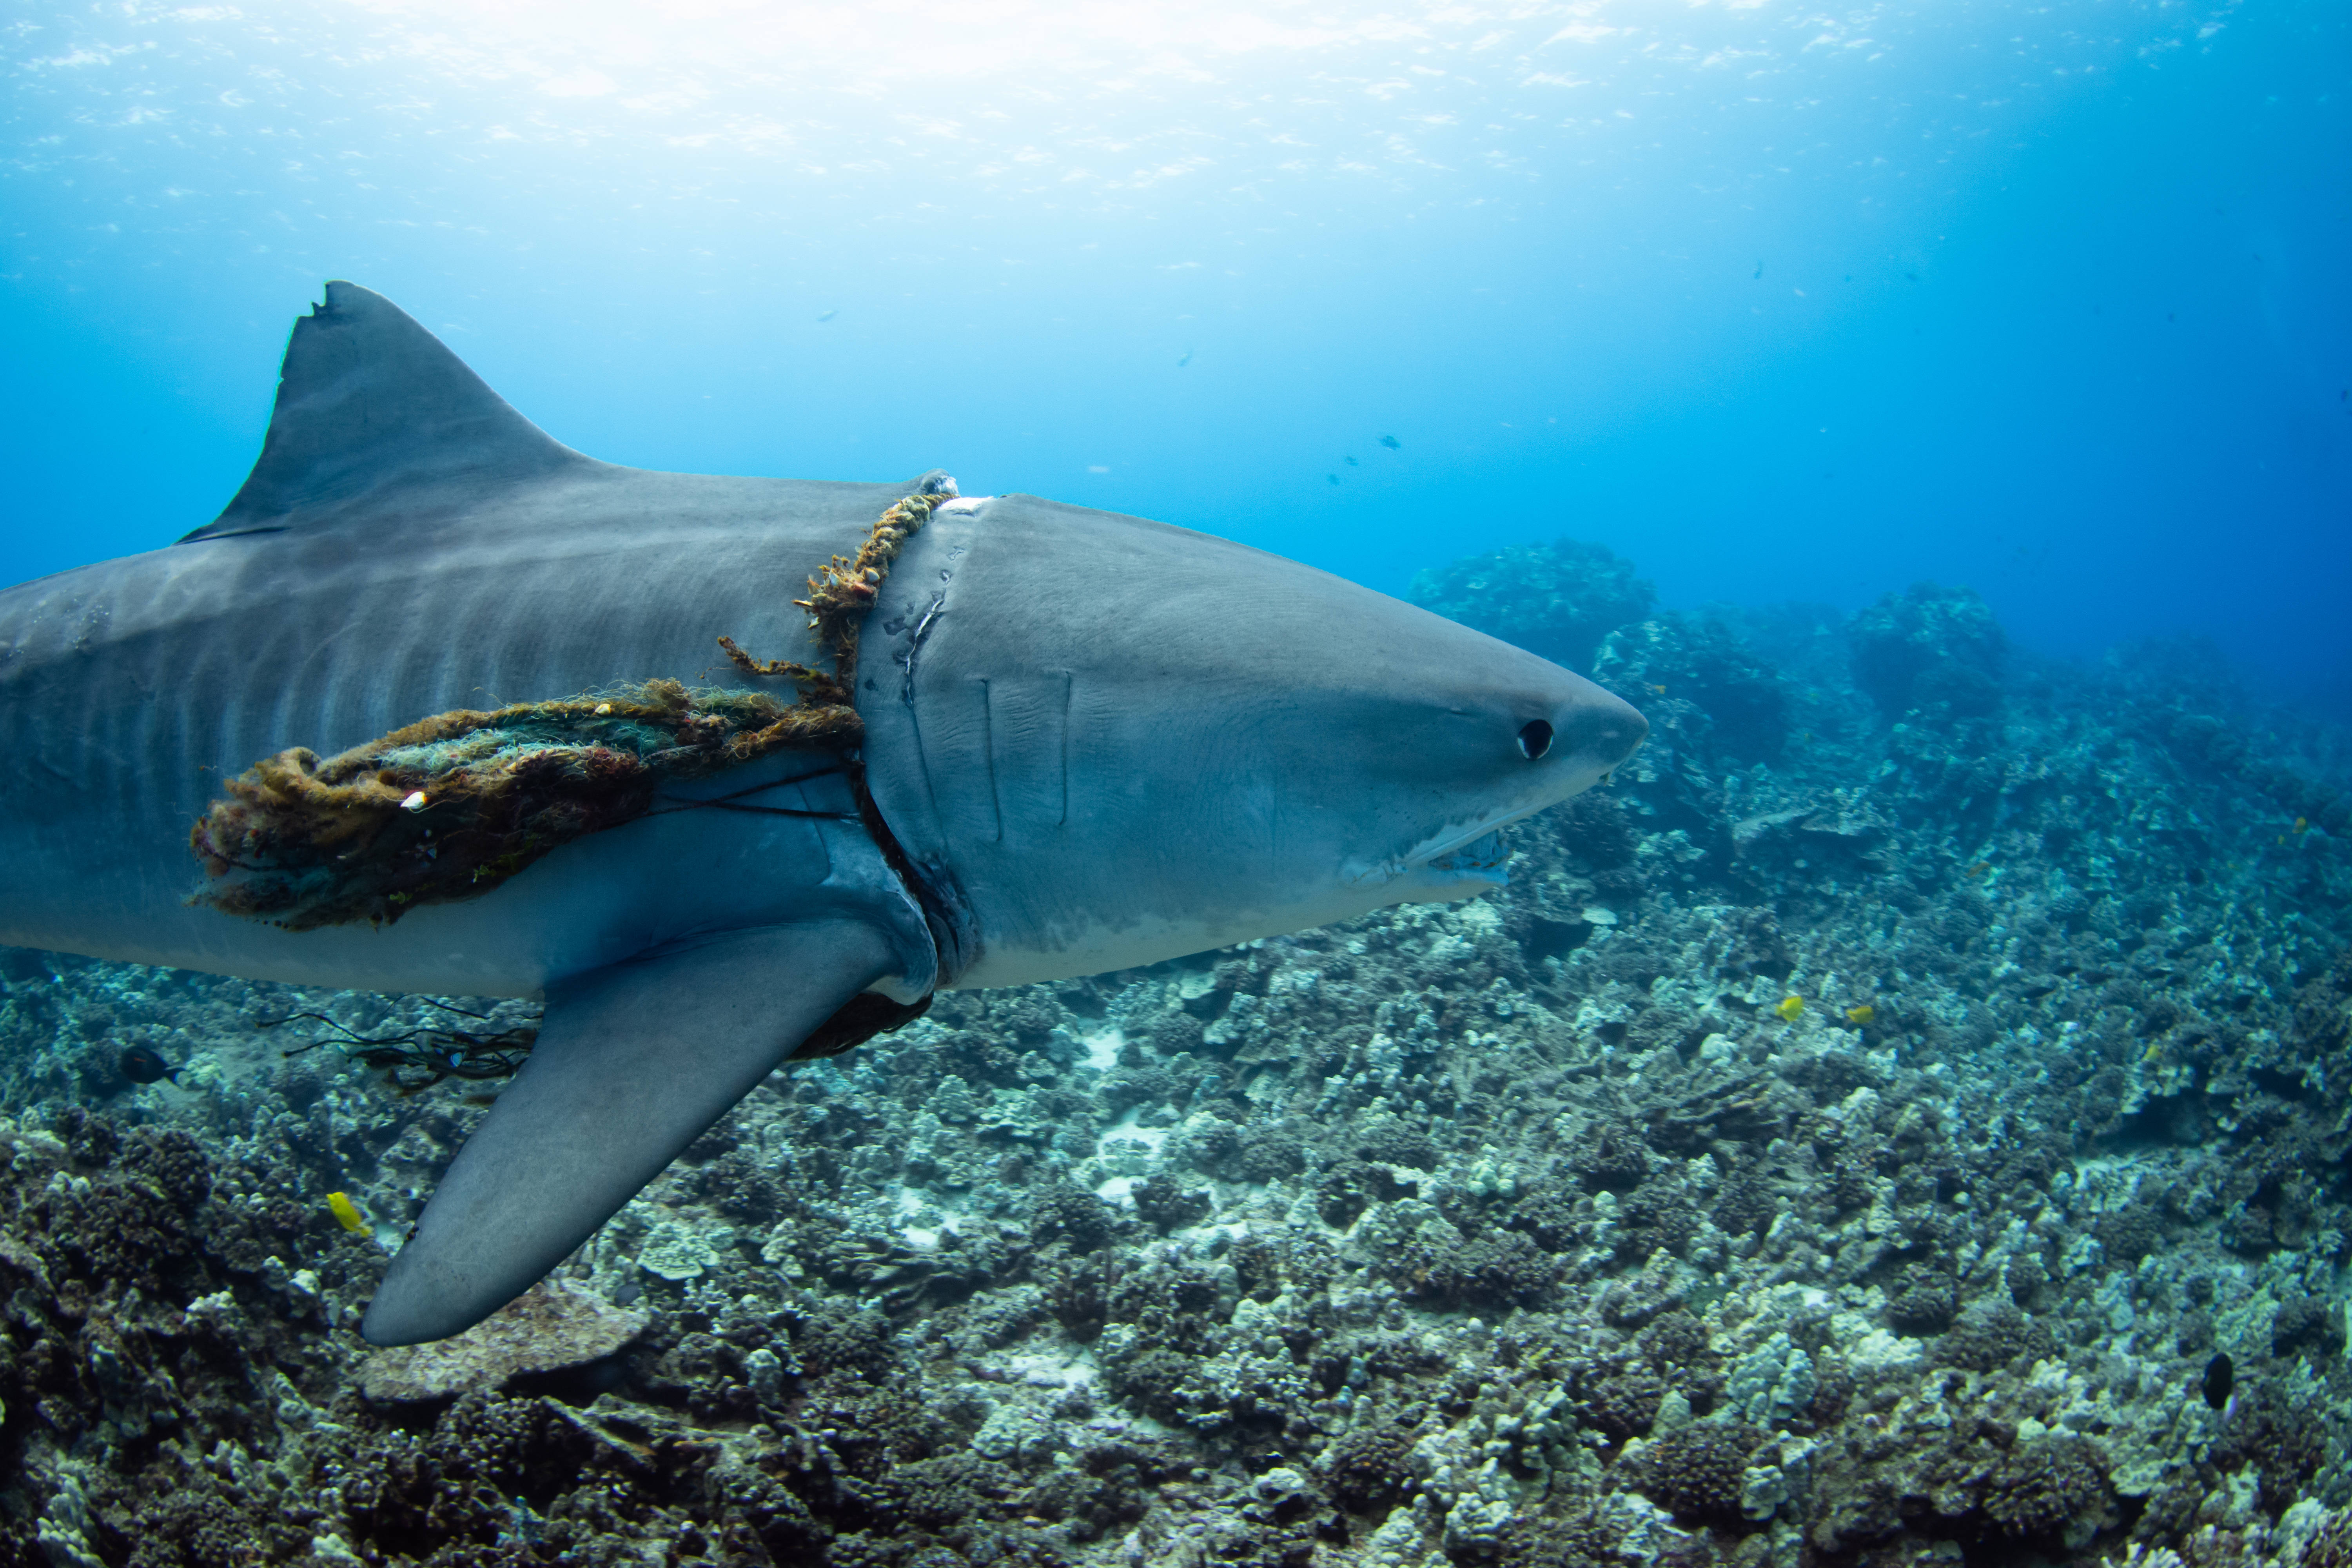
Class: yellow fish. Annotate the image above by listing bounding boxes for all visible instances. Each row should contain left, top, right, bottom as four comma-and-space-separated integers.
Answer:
2294, 817, 2308, 835
1775, 996, 1805, 1022
327, 1191, 369, 1234
1647, 682, 1668, 695
1844, 1004, 1876, 1026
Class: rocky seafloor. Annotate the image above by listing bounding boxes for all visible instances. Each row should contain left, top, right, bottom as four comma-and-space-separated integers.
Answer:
1, 544, 2349, 1568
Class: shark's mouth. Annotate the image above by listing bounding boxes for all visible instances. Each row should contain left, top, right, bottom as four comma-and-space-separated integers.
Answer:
1410, 791, 1556, 871
1346, 817, 1517, 891
1425, 829, 1508, 876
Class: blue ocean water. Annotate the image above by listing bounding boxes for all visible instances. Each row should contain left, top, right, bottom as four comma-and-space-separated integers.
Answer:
3, 0, 2346, 712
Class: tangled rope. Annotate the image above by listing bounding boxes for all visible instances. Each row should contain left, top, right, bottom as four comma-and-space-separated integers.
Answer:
713, 486, 953, 740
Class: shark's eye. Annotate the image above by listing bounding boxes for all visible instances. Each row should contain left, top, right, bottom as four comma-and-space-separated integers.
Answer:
1517, 720, 1553, 760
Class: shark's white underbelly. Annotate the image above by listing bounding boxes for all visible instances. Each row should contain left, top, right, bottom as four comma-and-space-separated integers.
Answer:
944, 849, 1501, 991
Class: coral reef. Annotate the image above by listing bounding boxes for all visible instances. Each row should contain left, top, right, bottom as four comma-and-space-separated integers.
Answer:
1407, 537, 1654, 672
1, 537, 2349, 1565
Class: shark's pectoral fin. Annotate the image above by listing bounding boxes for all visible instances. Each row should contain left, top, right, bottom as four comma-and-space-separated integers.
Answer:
359, 920, 902, 1346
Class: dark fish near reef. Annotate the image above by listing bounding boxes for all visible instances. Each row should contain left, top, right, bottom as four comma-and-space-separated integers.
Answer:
0, 283, 1645, 1345
118, 1045, 179, 1085
1379, 434, 1401, 449
2202, 1352, 2234, 1410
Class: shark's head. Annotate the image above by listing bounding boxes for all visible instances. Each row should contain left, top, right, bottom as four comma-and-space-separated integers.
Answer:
860, 494, 1647, 988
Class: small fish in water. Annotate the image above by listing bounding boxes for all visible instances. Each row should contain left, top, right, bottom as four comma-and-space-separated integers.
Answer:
2294, 817, 2308, 834
1965, 861, 1991, 878
1647, 682, 1667, 695
2201, 1352, 2234, 1410
1379, 434, 1401, 449
119, 1045, 179, 1085
1326, 473, 1340, 485
1344, 456, 1358, 466
1753, 260, 1764, 280
1176, 350, 1191, 367
1775, 996, 1805, 1023
815, 309, 837, 323
327, 1191, 369, 1234
1844, 1004, 1876, 1026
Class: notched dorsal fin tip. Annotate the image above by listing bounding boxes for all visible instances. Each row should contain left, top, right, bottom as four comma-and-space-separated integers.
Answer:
182, 281, 588, 542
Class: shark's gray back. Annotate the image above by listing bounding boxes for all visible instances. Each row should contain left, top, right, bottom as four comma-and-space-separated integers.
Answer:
0, 285, 935, 990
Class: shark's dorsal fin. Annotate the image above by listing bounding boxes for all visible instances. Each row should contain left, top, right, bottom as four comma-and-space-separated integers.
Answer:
182, 281, 589, 541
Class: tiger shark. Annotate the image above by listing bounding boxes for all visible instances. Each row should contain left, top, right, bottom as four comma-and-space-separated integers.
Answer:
0, 283, 1645, 1344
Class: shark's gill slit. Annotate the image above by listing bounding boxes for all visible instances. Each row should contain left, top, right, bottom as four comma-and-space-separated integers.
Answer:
898, 592, 946, 705
977, 677, 1005, 844
1053, 669, 1071, 827
895, 592, 950, 825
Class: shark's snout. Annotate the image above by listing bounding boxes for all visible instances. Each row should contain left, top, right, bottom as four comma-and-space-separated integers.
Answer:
1392, 677, 1648, 880
1555, 688, 1648, 777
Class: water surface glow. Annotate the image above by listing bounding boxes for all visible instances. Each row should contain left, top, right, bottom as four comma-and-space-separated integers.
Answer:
4, 0, 2345, 706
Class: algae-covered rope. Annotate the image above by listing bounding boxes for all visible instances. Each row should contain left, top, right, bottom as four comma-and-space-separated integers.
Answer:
713, 486, 952, 735
189, 490, 951, 931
